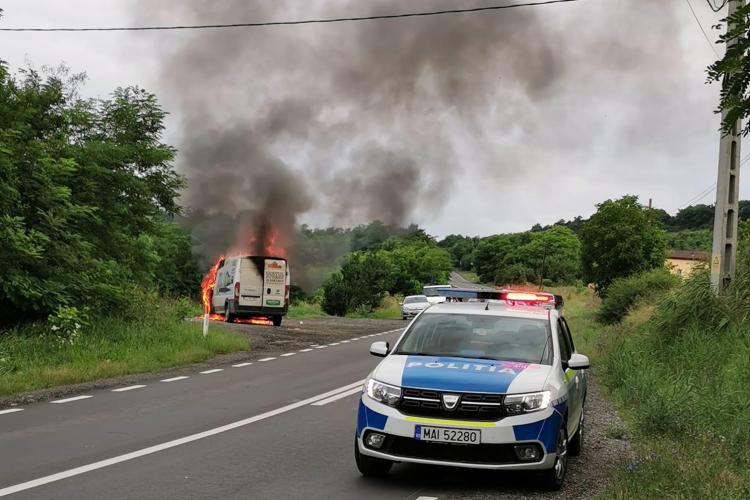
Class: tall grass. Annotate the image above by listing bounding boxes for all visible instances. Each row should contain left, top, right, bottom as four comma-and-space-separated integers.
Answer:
0, 298, 248, 396
595, 264, 750, 498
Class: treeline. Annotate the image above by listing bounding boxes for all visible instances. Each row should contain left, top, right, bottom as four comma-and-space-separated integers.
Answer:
320, 229, 452, 315
0, 65, 200, 328
440, 195, 667, 293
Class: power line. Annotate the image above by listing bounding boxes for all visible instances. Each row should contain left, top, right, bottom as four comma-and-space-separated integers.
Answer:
0, 0, 581, 32
685, 0, 720, 57
706, 0, 728, 12
679, 154, 750, 209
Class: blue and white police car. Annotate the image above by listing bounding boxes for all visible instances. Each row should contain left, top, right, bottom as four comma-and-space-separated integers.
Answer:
354, 298, 589, 490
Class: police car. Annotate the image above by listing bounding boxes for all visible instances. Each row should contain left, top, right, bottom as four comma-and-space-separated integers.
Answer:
354, 297, 589, 490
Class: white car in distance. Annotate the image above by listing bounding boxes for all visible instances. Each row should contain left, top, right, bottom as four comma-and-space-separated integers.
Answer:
401, 295, 430, 320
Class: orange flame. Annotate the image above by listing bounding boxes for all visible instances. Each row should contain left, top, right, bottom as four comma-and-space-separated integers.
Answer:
201, 255, 224, 315
234, 317, 273, 326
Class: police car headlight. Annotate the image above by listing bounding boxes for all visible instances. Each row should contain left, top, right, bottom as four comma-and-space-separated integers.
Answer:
366, 379, 402, 406
504, 391, 551, 415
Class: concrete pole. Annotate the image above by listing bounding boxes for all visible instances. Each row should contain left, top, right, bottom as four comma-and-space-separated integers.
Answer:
711, 0, 745, 293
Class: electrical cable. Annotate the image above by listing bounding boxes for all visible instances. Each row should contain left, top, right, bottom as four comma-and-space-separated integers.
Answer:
686, 0, 720, 57
706, 0, 728, 13
0, 0, 581, 32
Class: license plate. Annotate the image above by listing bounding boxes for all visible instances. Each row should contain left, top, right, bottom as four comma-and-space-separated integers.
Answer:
415, 425, 481, 444
266, 300, 281, 306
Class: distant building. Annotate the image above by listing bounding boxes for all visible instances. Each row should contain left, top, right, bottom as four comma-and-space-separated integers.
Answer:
666, 250, 709, 277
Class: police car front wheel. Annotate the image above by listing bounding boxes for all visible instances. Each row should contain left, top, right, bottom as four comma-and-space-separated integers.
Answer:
539, 424, 568, 491
354, 438, 393, 477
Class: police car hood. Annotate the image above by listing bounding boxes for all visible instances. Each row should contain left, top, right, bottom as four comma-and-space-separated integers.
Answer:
374, 355, 552, 394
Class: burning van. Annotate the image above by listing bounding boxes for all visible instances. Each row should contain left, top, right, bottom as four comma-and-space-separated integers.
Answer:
207, 256, 290, 326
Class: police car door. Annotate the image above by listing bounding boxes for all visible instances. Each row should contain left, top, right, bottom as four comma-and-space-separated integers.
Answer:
556, 318, 579, 437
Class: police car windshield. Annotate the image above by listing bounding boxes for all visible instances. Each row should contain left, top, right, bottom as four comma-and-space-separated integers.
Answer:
395, 313, 552, 365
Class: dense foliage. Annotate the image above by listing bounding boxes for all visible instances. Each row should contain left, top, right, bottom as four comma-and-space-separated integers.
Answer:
469, 225, 581, 285
581, 196, 667, 293
597, 268, 678, 324
708, 3, 750, 136
0, 64, 199, 326
322, 234, 452, 316
664, 229, 712, 252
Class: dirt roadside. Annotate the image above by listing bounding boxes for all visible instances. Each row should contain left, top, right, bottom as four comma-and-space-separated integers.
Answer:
0, 317, 405, 409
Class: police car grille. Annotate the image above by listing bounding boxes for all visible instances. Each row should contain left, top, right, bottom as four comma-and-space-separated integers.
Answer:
398, 388, 504, 421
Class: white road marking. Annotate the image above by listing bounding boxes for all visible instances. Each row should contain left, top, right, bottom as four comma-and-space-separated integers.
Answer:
299, 348, 313, 352
328, 342, 340, 346
258, 357, 276, 362
314, 345, 328, 349
111, 385, 146, 392
340, 340, 350, 343
200, 369, 223, 374
416, 497, 439, 500
310, 386, 362, 406
50, 395, 93, 404
0, 379, 366, 497
280, 352, 296, 357
0, 409, 23, 415
232, 362, 253, 368
161, 376, 189, 383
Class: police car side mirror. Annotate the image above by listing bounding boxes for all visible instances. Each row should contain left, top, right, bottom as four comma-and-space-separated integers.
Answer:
567, 353, 590, 370
369, 341, 389, 357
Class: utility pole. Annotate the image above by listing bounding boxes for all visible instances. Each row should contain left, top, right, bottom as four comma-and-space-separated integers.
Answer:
711, 0, 745, 293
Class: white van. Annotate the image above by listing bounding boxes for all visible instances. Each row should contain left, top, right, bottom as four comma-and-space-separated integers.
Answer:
209, 256, 290, 326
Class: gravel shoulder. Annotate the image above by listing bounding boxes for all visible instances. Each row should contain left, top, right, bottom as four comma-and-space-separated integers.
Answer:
0, 316, 404, 408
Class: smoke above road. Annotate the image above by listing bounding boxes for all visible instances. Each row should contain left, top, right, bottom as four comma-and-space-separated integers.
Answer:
137, 0, 686, 258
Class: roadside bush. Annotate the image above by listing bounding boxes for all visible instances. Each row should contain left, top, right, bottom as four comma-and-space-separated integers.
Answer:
597, 268, 678, 324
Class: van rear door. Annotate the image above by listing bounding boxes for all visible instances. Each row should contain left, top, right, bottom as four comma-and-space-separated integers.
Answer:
263, 259, 287, 308
238, 258, 263, 307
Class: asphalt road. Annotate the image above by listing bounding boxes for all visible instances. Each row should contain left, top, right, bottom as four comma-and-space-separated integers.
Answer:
0, 320, 621, 500
449, 272, 493, 291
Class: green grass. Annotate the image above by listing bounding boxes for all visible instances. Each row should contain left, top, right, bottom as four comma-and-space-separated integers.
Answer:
0, 300, 249, 397
288, 301, 327, 318
553, 273, 750, 499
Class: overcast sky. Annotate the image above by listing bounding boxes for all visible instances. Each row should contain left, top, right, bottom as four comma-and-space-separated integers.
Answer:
0, 0, 735, 238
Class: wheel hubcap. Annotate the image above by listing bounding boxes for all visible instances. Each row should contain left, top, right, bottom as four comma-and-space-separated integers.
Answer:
554, 428, 568, 480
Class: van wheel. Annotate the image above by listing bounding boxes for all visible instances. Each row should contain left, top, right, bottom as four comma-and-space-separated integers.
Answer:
354, 438, 392, 476
224, 302, 235, 323
272, 316, 282, 327
539, 424, 568, 491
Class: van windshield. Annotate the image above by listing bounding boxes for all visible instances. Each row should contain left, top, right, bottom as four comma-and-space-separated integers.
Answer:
404, 296, 428, 304
396, 313, 552, 365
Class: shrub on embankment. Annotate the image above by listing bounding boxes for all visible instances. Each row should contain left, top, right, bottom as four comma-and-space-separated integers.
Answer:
597, 266, 750, 498
597, 268, 679, 324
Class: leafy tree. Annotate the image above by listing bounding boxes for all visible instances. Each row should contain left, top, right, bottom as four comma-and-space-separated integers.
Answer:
438, 234, 478, 270
665, 229, 712, 252
707, 5, 750, 135
0, 64, 192, 324
581, 195, 667, 293
321, 251, 395, 315
669, 204, 714, 231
